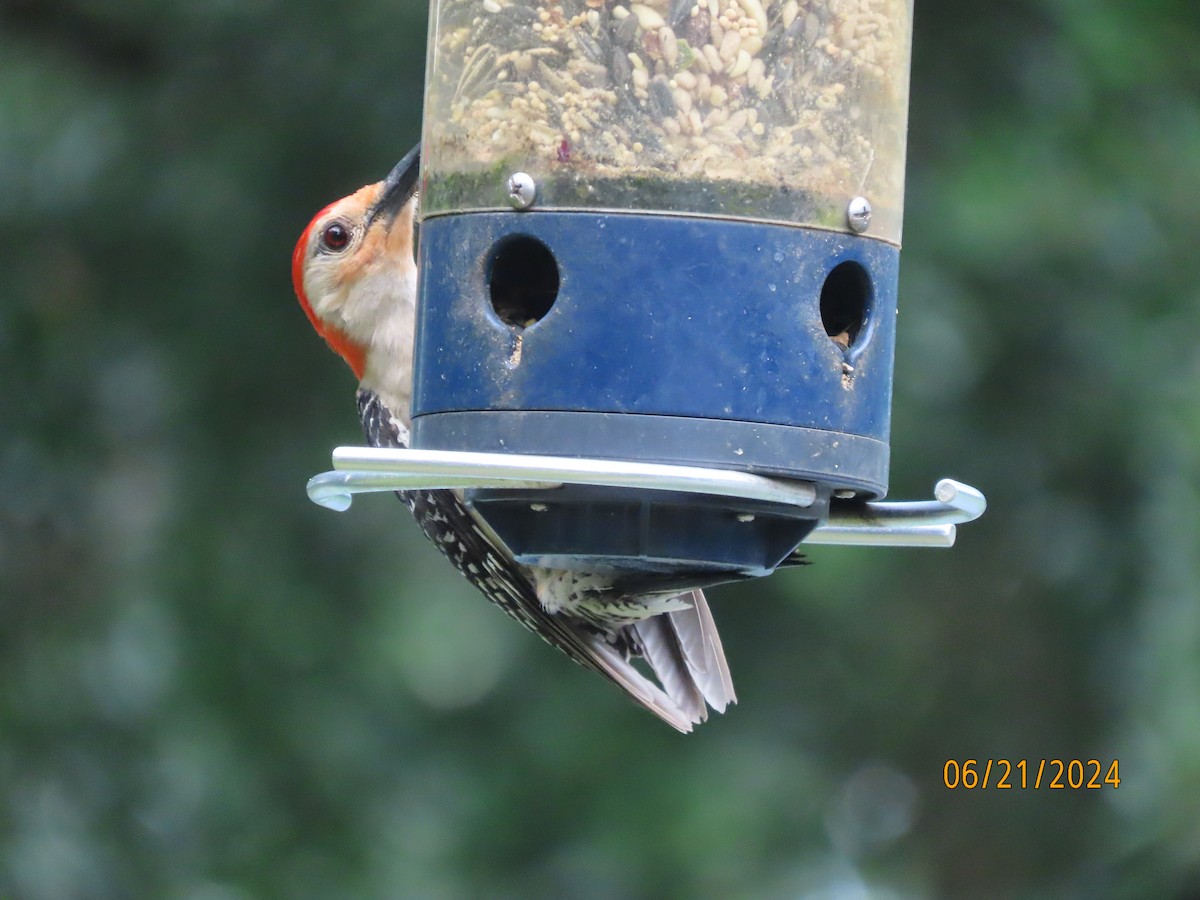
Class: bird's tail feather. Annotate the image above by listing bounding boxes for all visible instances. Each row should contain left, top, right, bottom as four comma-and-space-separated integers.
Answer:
635, 613, 708, 724
576, 590, 735, 733
590, 589, 736, 732
667, 589, 737, 712
585, 638, 700, 733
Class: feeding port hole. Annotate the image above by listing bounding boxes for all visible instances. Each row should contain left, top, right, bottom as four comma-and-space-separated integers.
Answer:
488, 235, 559, 327
820, 260, 872, 349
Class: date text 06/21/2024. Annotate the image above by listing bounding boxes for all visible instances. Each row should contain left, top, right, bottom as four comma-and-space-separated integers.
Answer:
943, 759, 1121, 790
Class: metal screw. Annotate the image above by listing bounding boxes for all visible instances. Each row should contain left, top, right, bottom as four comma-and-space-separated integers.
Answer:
847, 196, 872, 233
506, 172, 536, 210
529, 502, 548, 512
736, 513, 756, 523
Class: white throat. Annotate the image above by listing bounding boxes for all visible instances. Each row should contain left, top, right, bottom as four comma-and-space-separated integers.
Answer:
353, 264, 418, 426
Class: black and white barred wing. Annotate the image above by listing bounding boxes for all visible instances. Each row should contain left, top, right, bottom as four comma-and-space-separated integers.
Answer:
356, 389, 713, 732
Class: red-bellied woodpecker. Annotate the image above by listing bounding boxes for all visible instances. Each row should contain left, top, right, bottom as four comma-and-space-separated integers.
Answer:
291, 145, 735, 731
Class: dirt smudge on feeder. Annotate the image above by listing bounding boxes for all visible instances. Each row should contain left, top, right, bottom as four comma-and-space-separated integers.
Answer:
507, 332, 524, 369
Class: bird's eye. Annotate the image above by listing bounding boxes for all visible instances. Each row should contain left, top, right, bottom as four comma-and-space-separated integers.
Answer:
321, 222, 351, 251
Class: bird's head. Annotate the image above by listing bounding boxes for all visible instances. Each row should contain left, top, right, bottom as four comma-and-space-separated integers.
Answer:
291, 145, 421, 381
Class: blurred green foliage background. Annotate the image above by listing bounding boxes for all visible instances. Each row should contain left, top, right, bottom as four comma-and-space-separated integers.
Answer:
3, 0, 1199, 896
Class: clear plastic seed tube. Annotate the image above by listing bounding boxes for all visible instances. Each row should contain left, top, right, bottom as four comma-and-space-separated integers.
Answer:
422, 0, 913, 242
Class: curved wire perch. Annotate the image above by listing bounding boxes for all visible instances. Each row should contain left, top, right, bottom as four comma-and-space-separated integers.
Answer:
807, 523, 959, 547
306, 448, 985, 548
807, 479, 987, 547
321, 447, 821, 508
306, 469, 562, 512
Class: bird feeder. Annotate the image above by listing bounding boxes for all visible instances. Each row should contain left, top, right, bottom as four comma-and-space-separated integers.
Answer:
308, 0, 986, 573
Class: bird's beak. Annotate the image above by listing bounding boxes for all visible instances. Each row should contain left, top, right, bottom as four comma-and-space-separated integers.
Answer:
367, 143, 421, 228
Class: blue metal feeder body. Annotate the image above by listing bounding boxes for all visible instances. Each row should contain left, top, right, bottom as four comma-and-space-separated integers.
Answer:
410, 211, 899, 574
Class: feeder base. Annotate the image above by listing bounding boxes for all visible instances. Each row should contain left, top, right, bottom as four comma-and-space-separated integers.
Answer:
468, 484, 826, 576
